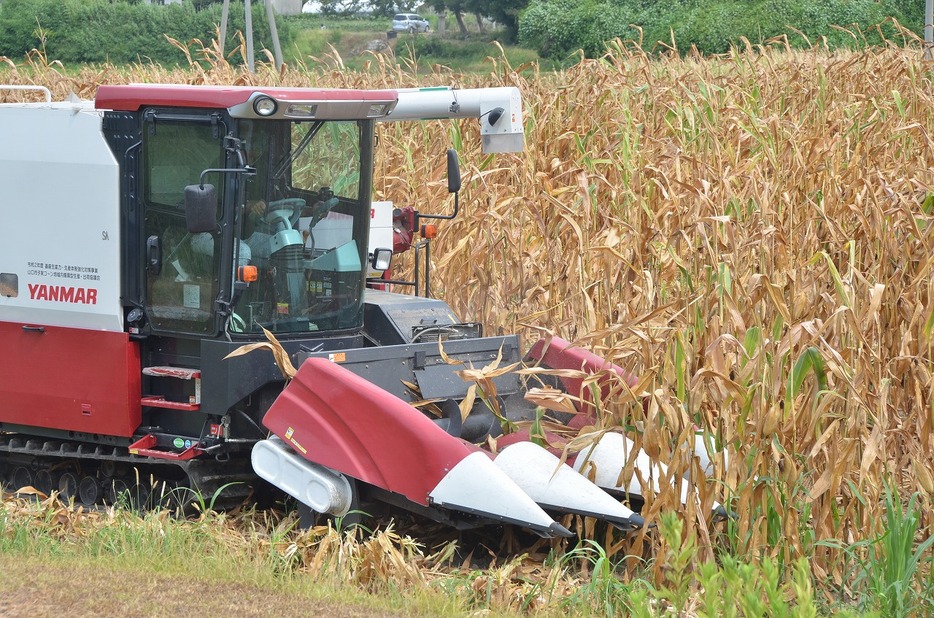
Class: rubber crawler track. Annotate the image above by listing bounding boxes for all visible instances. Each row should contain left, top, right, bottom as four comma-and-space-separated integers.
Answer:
0, 434, 258, 511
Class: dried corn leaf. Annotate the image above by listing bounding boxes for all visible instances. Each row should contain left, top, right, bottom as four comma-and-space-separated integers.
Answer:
524, 386, 579, 415
458, 383, 477, 422
223, 327, 296, 380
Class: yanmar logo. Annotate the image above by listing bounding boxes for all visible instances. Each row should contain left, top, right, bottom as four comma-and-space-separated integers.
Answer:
28, 283, 98, 305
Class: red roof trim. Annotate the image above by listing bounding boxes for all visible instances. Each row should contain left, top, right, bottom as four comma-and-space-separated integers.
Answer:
94, 84, 398, 112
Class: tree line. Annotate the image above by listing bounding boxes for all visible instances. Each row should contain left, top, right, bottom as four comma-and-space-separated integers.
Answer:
309, 0, 924, 57
517, 0, 924, 58
0, 0, 286, 64
311, 0, 528, 41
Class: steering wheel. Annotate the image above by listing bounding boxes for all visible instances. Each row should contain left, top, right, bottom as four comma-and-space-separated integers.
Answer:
266, 198, 307, 228
229, 312, 247, 333
267, 198, 307, 212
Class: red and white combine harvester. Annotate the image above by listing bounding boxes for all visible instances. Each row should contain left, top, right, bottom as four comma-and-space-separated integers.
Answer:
0, 83, 723, 536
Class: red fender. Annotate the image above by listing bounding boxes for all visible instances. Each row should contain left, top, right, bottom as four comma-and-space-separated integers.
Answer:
261, 357, 477, 506
495, 428, 568, 454
526, 336, 638, 426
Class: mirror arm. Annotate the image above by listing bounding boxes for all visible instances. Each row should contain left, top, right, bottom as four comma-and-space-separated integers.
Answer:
417, 148, 460, 224
198, 167, 255, 188
415, 192, 457, 229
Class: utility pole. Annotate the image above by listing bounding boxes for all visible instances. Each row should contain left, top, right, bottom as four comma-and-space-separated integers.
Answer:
217, 0, 284, 73
245, 0, 255, 73
220, 0, 230, 62
264, 0, 284, 71
926, 0, 933, 61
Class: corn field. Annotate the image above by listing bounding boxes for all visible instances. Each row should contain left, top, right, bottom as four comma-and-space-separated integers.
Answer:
4, 32, 934, 611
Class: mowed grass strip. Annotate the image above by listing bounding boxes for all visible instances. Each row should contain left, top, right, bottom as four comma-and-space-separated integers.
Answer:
0, 553, 394, 618
0, 497, 474, 618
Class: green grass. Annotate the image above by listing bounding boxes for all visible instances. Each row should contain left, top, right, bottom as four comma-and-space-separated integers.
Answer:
817, 482, 934, 617
279, 15, 549, 74
286, 14, 391, 34
4, 490, 931, 616
396, 36, 549, 74
0, 501, 461, 617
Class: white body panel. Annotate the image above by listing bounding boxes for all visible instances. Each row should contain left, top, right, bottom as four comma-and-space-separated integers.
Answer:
0, 102, 122, 332
367, 200, 394, 277
303, 212, 353, 252
384, 87, 524, 154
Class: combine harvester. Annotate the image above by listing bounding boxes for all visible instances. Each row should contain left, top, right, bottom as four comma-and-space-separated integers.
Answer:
0, 82, 723, 536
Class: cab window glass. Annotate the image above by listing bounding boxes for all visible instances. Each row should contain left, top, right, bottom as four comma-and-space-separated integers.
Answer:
145, 122, 224, 207
291, 121, 360, 199
142, 119, 224, 335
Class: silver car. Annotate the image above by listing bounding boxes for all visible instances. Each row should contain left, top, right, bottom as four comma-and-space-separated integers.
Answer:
392, 13, 430, 33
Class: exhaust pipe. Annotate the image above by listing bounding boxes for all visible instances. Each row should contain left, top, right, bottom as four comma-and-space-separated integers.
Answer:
252, 437, 354, 516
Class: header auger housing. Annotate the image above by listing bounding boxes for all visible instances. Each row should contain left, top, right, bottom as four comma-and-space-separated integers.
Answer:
0, 82, 725, 537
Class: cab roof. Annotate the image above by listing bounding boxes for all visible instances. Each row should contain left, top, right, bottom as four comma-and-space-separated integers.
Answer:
95, 84, 399, 113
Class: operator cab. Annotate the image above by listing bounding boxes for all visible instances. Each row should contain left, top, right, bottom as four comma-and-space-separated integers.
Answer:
99, 85, 394, 340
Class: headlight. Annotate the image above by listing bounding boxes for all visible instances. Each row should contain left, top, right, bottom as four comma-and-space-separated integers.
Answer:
286, 103, 317, 117
370, 248, 392, 271
253, 96, 278, 117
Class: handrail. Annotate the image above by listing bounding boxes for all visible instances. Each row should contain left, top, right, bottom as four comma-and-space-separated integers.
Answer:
0, 85, 52, 103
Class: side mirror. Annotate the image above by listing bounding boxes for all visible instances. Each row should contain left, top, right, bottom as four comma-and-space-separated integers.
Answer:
184, 184, 218, 233
446, 149, 461, 194
417, 149, 461, 231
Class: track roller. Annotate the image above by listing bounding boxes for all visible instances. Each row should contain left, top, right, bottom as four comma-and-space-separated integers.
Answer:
34, 469, 54, 495
11, 466, 34, 491
58, 472, 79, 502
78, 476, 102, 506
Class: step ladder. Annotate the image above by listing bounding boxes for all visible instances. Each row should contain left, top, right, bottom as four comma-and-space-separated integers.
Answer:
141, 366, 201, 411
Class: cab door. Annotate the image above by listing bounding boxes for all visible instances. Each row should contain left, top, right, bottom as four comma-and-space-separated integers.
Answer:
140, 112, 230, 337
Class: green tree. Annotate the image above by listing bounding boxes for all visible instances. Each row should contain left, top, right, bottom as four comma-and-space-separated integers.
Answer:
519, 0, 917, 59
367, 0, 419, 17
476, 0, 527, 41
425, 0, 527, 40
0, 0, 290, 64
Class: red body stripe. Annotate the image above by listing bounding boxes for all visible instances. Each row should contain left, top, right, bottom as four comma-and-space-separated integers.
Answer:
0, 323, 141, 436
262, 357, 475, 506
